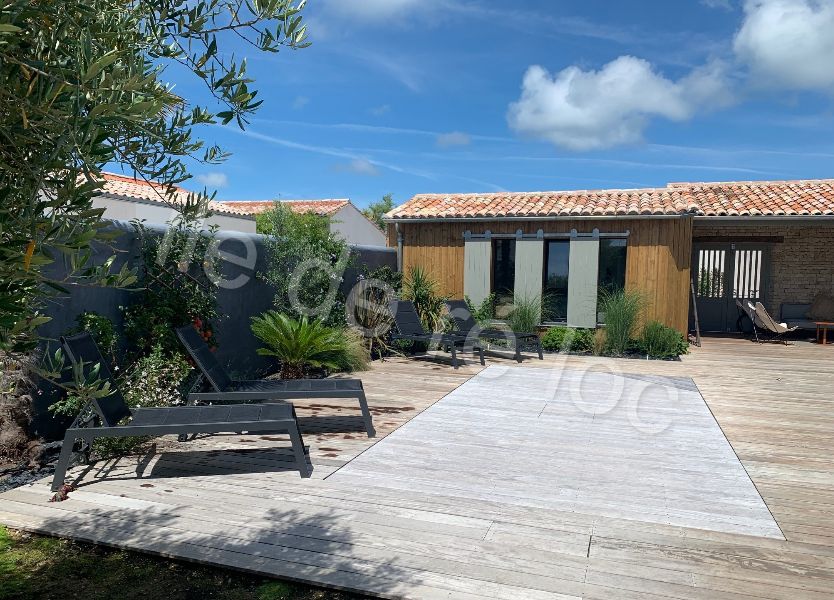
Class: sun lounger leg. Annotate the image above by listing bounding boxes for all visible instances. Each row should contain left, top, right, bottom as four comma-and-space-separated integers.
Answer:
536, 338, 544, 360
450, 345, 459, 369
287, 419, 311, 478
357, 389, 376, 437
477, 345, 485, 366
52, 434, 80, 492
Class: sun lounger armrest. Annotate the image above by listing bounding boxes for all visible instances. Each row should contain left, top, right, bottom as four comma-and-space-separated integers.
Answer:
186, 391, 282, 404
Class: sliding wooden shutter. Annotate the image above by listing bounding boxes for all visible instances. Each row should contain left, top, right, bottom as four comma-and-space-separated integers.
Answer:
514, 238, 544, 313
463, 235, 491, 305
567, 232, 600, 328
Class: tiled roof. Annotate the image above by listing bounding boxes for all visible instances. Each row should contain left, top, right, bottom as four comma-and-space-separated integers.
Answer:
387, 188, 699, 219
99, 172, 253, 217
669, 179, 834, 217
221, 199, 350, 217
386, 179, 834, 220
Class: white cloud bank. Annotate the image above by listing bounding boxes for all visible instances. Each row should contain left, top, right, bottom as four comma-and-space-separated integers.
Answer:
436, 131, 472, 147
321, 0, 435, 23
507, 57, 732, 151
195, 172, 229, 188
337, 158, 381, 176
734, 0, 834, 91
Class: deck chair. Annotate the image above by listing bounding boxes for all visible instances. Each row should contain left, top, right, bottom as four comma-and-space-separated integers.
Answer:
175, 326, 375, 437
446, 299, 543, 363
735, 299, 760, 342
388, 300, 484, 369
52, 333, 310, 492
752, 302, 798, 344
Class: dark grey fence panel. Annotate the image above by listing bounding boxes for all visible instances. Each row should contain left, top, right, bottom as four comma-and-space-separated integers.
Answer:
31, 219, 396, 440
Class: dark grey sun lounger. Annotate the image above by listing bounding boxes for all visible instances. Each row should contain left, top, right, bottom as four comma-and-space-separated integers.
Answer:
388, 300, 484, 369
446, 299, 543, 363
52, 333, 310, 491
175, 326, 375, 437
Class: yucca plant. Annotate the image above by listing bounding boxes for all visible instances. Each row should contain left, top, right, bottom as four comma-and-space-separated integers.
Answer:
465, 293, 496, 327
402, 266, 448, 332
347, 277, 396, 359
251, 311, 344, 379
599, 289, 644, 356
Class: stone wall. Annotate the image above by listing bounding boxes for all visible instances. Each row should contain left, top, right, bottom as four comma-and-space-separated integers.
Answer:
693, 222, 834, 316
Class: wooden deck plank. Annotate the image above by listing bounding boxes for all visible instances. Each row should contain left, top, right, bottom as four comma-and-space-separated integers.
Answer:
2, 337, 834, 598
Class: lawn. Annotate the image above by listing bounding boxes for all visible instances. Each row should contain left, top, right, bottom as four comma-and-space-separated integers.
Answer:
0, 525, 367, 600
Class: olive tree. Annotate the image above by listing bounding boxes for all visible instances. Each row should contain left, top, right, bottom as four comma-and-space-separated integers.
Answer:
0, 0, 309, 352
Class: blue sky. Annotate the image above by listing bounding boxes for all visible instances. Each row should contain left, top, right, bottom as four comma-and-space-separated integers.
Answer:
172, 0, 834, 209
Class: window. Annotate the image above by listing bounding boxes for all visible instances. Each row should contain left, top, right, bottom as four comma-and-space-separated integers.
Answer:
598, 238, 627, 295
491, 239, 515, 317
544, 240, 569, 321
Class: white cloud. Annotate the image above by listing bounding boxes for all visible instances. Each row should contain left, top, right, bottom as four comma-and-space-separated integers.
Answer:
235, 128, 437, 179
320, 0, 437, 23
368, 104, 391, 116
734, 0, 834, 92
292, 95, 310, 109
702, 0, 734, 9
436, 131, 472, 147
337, 158, 381, 176
507, 57, 733, 151
195, 172, 229, 188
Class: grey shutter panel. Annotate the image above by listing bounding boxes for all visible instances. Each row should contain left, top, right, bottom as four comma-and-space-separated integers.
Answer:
463, 237, 492, 305
514, 239, 544, 319
567, 233, 600, 328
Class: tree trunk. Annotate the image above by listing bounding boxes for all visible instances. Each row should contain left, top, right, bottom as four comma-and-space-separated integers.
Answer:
0, 351, 36, 462
280, 362, 304, 380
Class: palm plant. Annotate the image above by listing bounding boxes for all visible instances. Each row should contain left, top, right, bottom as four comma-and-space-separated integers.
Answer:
251, 311, 344, 379
402, 266, 448, 332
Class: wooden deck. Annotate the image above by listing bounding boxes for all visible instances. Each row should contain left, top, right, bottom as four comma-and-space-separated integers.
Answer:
2, 338, 834, 599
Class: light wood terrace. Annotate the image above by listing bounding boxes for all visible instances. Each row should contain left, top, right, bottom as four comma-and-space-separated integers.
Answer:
1, 337, 833, 599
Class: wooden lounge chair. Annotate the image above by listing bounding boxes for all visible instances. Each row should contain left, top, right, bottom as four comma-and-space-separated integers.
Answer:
388, 300, 484, 369
445, 299, 543, 363
52, 333, 310, 492
752, 302, 798, 344
175, 326, 375, 437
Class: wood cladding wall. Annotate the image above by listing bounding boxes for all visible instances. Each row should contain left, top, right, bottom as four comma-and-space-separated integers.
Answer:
387, 218, 694, 333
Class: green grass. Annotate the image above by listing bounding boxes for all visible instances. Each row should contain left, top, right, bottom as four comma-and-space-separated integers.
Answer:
0, 525, 366, 600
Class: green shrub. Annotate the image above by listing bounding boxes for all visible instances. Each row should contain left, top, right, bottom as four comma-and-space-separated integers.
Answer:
329, 327, 371, 373
506, 294, 541, 333
599, 289, 644, 356
464, 294, 495, 327
637, 321, 689, 359
121, 344, 191, 409
258, 202, 351, 328
402, 266, 447, 332
122, 220, 221, 356
251, 311, 345, 379
540, 326, 594, 353
71, 312, 117, 364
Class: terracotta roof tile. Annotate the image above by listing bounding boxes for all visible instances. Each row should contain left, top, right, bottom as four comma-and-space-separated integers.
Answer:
387, 179, 834, 220
669, 179, 834, 217
99, 172, 252, 217
387, 188, 700, 220
220, 199, 349, 217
